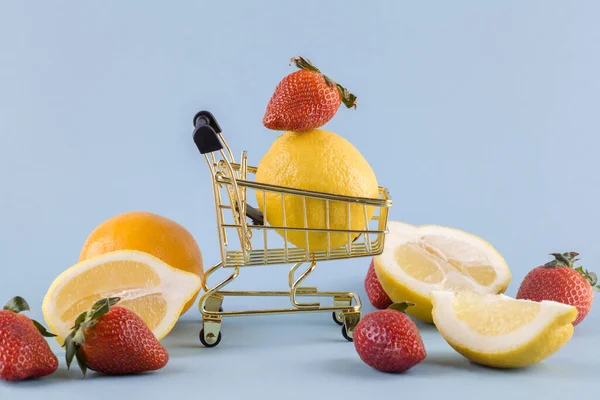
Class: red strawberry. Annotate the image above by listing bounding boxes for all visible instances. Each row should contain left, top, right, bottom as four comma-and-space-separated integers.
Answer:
262, 56, 357, 132
63, 297, 169, 376
365, 259, 392, 309
516, 252, 599, 326
353, 302, 426, 373
0, 296, 58, 382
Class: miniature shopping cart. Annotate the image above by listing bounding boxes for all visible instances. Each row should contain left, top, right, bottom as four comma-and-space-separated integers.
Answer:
192, 110, 392, 347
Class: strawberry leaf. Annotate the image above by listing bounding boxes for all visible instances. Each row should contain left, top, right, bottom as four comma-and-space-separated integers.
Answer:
290, 56, 320, 73
588, 272, 598, 286
336, 84, 358, 109
73, 329, 85, 344
75, 346, 87, 377
3, 296, 30, 313
73, 310, 88, 328
90, 297, 120, 320
545, 252, 598, 289
546, 252, 579, 268
388, 302, 416, 313
63, 296, 120, 377
31, 319, 57, 337
64, 333, 76, 370
289, 55, 358, 109
64, 330, 88, 377
571, 263, 598, 288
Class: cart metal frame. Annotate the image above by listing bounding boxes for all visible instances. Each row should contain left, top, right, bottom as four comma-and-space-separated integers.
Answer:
192, 110, 392, 347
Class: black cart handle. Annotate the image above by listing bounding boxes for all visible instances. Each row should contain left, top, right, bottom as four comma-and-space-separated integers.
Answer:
192, 110, 264, 225
193, 110, 224, 154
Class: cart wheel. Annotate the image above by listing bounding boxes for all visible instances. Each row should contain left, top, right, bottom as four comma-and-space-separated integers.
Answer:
341, 325, 353, 342
199, 329, 222, 348
332, 311, 344, 326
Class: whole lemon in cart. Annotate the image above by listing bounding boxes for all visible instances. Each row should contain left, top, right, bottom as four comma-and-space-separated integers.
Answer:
255, 129, 379, 252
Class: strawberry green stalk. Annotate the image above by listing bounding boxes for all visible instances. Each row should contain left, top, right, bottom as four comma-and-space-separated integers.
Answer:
63, 297, 121, 376
290, 56, 358, 109
546, 252, 599, 291
3, 296, 56, 337
388, 302, 416, 313
3, 296, 30, 313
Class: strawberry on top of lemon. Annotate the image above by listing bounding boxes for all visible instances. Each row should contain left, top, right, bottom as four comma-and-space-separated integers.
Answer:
263, 56, 357, 132
257, 57, 379, 252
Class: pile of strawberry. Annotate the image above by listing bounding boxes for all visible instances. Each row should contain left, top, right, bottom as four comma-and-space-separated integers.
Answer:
262, 56, 357, 132
356, 251, 598, 373
0, 296, 168, 382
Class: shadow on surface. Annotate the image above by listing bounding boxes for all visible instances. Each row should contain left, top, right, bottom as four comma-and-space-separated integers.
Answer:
2, 363, 191, 387
0, 367, 72, 388
422, 353, 556, 375
164, 312, 349, 351
421, 353, 477, 371
313, 352, 556, 379
313, 356, 444, 379
413, 318, 440, 332
570, 322, 599, 339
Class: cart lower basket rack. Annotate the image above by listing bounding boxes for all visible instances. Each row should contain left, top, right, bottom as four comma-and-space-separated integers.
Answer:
192, 110, 392, 347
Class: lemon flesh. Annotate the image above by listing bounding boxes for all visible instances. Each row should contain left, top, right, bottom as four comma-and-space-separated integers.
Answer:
255, 129, 379, 252
374, 221, 511, 322
431, 290, 578, 368
42, 250, 202, 344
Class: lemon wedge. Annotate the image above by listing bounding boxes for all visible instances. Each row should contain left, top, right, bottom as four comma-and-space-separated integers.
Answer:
374, 221, 511, 322
431, 290, 577, 368
42, 250, 202, 344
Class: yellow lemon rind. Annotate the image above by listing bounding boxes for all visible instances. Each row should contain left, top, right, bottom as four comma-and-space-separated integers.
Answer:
430, 290, 578, 369
254, 129, 379, 252
374, 221, 511, 323
42, 249, 203, 345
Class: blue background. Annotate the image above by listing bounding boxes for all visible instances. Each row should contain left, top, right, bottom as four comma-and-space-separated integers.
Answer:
1, 1, 598, 399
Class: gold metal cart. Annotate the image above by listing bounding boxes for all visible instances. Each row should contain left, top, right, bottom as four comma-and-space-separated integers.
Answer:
192, 110, 392, 347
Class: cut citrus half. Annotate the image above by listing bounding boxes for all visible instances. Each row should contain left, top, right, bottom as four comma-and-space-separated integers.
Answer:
374, 221, 511, 322
42, 250, 202, 344
431, 290, 578, 368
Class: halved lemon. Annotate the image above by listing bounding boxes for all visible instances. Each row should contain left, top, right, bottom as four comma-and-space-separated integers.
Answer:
42, 250, 202, 344
431, 290, 577, 368
374, 221, 511, 322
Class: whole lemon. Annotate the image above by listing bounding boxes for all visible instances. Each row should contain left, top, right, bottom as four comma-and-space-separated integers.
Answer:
78, 211, 204, 315
255, 129, 379, 252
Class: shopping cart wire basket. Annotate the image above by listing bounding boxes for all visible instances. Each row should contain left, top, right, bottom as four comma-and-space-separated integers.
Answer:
192, 110, 393, 347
